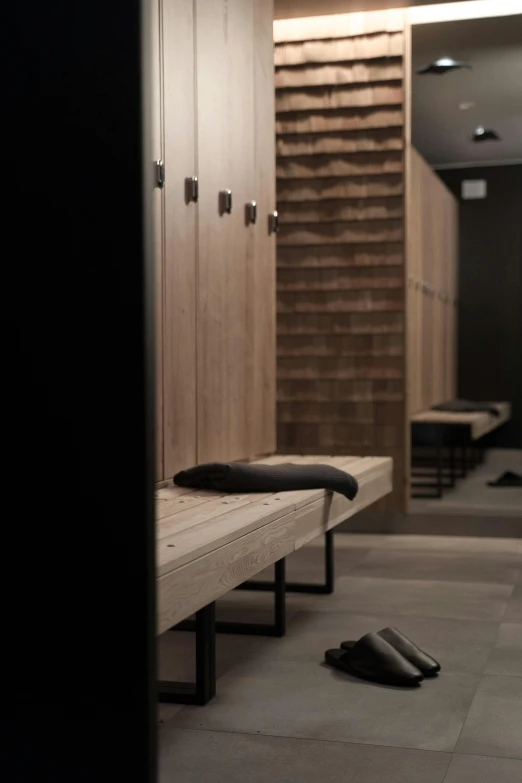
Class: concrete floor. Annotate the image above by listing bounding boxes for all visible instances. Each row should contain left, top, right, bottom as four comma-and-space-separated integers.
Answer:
158, 532, 522, 782
410, 449, 522, 518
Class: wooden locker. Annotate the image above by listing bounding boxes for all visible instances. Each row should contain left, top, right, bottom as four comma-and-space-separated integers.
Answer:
196, 0, 255, 463
249, 0, 277, 457
162, 0, 198, 477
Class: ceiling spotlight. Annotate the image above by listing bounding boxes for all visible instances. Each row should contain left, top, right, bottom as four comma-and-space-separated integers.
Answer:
471, 127, 500, 142
417, 58, 471, 75
459, 101, 476, 111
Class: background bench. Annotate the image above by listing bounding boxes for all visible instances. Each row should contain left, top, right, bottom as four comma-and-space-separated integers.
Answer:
411, 402, 511, 498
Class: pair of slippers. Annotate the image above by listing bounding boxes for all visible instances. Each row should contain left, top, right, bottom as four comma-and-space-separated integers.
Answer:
325, 627, 440, 687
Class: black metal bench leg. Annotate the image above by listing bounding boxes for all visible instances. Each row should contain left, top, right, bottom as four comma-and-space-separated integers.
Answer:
175, 559, 287, 638
436, 439, 443, 498
159, 602, 216, 706
461, 446, 468, 477
218, 558, 287, 637
449, 444, 456, 487
236, 530, 335, 595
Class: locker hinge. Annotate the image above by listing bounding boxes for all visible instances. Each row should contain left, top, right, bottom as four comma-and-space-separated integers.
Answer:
156, 159, 165, 189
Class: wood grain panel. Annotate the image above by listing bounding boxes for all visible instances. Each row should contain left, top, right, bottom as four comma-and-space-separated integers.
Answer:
277, 379, 404, 402
278, 219, 403, 246
277, 174, 403, 202
278, 288, 403, 314
278, 311, 404, 334
275, 60, 403, 89
278, 333, 403, 356
274, 33, 403, 65
162, 0, 197, 478
277, 422, 398, 450
278, 266, 403, 291
279, 197, 403, 224
277, 243, 403, 268
277, 128, 403, 156
276, 83, 402, 113
277, 151, 403, 179
278, 401, 404, 423
276, 107, 404, 135
278, 355, 403, 380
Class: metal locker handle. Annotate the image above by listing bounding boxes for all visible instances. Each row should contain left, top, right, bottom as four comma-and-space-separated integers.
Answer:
220, 189, 232, 215
156, 159, 165, 189
269, 210, 279, 234
185, 176, 198, 203
247, 200, 257, 225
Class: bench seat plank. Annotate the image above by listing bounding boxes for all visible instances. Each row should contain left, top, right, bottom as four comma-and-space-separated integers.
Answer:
157, 511, 295, 634
156, 495, 296, 576
411, 402, 511, 441
157, 492, 277, 540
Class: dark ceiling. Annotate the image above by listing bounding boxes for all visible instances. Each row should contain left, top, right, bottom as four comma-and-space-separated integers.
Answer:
412, 15, 522, 166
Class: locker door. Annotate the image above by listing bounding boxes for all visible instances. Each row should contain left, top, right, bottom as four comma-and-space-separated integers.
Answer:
162, 0, 198, 477
249, 0, 276, 457
196, 0, 255, 462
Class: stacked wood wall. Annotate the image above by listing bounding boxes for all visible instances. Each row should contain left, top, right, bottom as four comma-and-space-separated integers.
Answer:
274, 10, 408, 511
407, 146, 458, 415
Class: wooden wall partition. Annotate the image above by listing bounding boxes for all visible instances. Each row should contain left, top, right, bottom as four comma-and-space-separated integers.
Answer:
274, 10, 408, 510
407, 146, 458, 415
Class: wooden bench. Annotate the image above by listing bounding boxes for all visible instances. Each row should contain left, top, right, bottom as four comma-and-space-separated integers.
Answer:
156, 454, 392, 704
411, 402, 511, 498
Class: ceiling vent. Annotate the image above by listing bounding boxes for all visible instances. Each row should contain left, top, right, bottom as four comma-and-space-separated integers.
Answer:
471, 127, 500, 142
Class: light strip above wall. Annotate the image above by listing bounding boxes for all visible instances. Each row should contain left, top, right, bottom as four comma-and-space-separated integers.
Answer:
274, 0, 522, 41
274, 9, 405, 42
408, 0, 522, 25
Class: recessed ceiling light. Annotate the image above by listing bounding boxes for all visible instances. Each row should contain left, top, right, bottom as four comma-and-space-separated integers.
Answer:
471, 127, 500, 142
459, 101, 476, 111
417, 58, 471, 75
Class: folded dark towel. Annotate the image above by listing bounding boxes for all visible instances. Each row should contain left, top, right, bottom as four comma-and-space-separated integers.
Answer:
173, 462, 359, 500
431, 399, 500, 417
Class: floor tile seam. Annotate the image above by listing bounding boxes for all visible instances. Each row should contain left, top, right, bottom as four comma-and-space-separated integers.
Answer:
340, 575, 519, 587
166, 723, 455, 757
334, 574, 517, 590
498, 583, 519, 622
450, 750, 522, 762
349, 546, 522, 561
450, 670, 490, 757
298, 609, 509, 623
